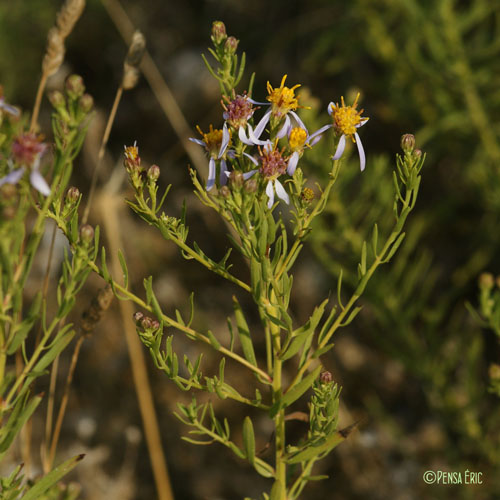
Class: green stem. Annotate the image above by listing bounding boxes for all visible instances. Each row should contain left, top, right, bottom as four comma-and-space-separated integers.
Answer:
88, 258, 271, 383
276, 160, 341, 280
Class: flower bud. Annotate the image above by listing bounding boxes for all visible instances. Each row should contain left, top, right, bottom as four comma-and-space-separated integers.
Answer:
244, 178, 258, 193
230, 171, 244, 188
489, 363, 500, 381
224, 36, 239, 55
79, 224, 94, 244
400, 133, 415, 153
301, 187, 315, 203
147, 164, 160, 182
65, 74, 85, 100
141, 316, 154, 330
413, 148, 422, 159
66, 186, 80, 203
79, 93, 94, 113
133, 311, 144, 324
320, 371, 333, 384
48, 90, 66, 109
151, 319, 160, 330
211, 21, 227, 45
479, 272, 495, 290
219, 185, 230, 198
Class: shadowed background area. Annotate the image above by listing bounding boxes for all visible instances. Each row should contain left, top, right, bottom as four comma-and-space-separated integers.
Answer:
1, 0, 500, 498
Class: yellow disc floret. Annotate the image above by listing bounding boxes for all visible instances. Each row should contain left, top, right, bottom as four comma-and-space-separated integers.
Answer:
267, 75, 301, 118
124, 143, 139, 161
197, 124, 224, 157
289, 127, 308, 151
329, 93, 368, 141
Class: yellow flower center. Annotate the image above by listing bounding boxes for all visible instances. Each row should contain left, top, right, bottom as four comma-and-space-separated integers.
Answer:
124, 144, 139, 161
289, 127, 307, 151
197, 124, 224, 156
267, 75, 301, 117
329, 93, 368, 140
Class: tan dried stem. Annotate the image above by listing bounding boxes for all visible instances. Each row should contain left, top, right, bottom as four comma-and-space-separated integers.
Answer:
31, 0, 86, 131
99, 190, 174, 500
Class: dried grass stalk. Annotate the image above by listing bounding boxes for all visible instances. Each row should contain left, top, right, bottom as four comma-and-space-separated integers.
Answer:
122, 30, 146, 90
56, 0, 86, 39
42, 27, 66, 77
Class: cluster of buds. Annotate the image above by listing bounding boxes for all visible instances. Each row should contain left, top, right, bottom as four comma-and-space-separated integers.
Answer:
61, 186, 81, 219
133, 312, 161, 347
49, 74, 94, 128
211, 21, 239, 57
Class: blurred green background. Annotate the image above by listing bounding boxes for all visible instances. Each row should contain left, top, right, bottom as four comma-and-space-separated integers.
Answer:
1, 0, 500, 498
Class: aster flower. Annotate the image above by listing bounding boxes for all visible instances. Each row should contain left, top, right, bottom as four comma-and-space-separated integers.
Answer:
243, 143, 291, 209
189, 124, 231, 190
242, 75, 310, 144
0, 133, 50, 196
328, 93, 369, 171
286, 123, 332, 176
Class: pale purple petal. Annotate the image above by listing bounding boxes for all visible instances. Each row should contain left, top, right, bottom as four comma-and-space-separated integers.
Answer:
274, 179, 289, 205
219, 159, 228, 185
0, 100, 20, 117
189, 138, 206, 147
243, 169, 258, 180
287, 151, 299, 176
355, 118, 369, 128
332, 134, 346, 160
354, 132, 366, 171
238, 126, 254, 146
308, 124, 332, 143
253, 109, 271, 138
243, 152, 259, 166
327, 102, 335, 116
289, 111, 307, 132
0, 167, 25, 186
30, 170, 51, 196
219, 123, 230, 158
206, 157, 216, 191
276, 115, 290, 139
248, 98, 268, 105
248, 125, 271, 146
266, 180, 275, 209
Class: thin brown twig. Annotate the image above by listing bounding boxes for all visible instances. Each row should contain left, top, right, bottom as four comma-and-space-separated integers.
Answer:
99, 190, 174, 500
82, 85, 124, 224
48, 335, 85, 468
100, 0, 207, 176
30, 73, 49, 132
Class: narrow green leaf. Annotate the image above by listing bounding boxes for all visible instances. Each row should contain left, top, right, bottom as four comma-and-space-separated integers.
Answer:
117, 250, 129, 289
207, 330, 221, 350
233, 296, 257, 367
383, 232, 406, 262
286, 430, 347, 464
371, 223, 379, 256
253, 459, 274, 478
360, 241, 367, 276
242, 416, 256, 465
270, 365, 322, 418
21, 454, 85, 500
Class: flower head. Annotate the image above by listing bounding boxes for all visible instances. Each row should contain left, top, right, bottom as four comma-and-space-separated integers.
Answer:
267, 75, 301, 118
189, 124, 231, 191
222, 92, 255, 130
328, 93, 369, 171
12, 133, 47, 165
0, 133, 50, 196
257, 144, 290, 208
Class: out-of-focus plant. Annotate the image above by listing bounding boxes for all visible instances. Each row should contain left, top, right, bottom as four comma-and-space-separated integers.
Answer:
58, 21, 424, 499
0, 73, 94, 499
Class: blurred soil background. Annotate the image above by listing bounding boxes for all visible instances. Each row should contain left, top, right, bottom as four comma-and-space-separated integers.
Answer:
1, 0, 500, 499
